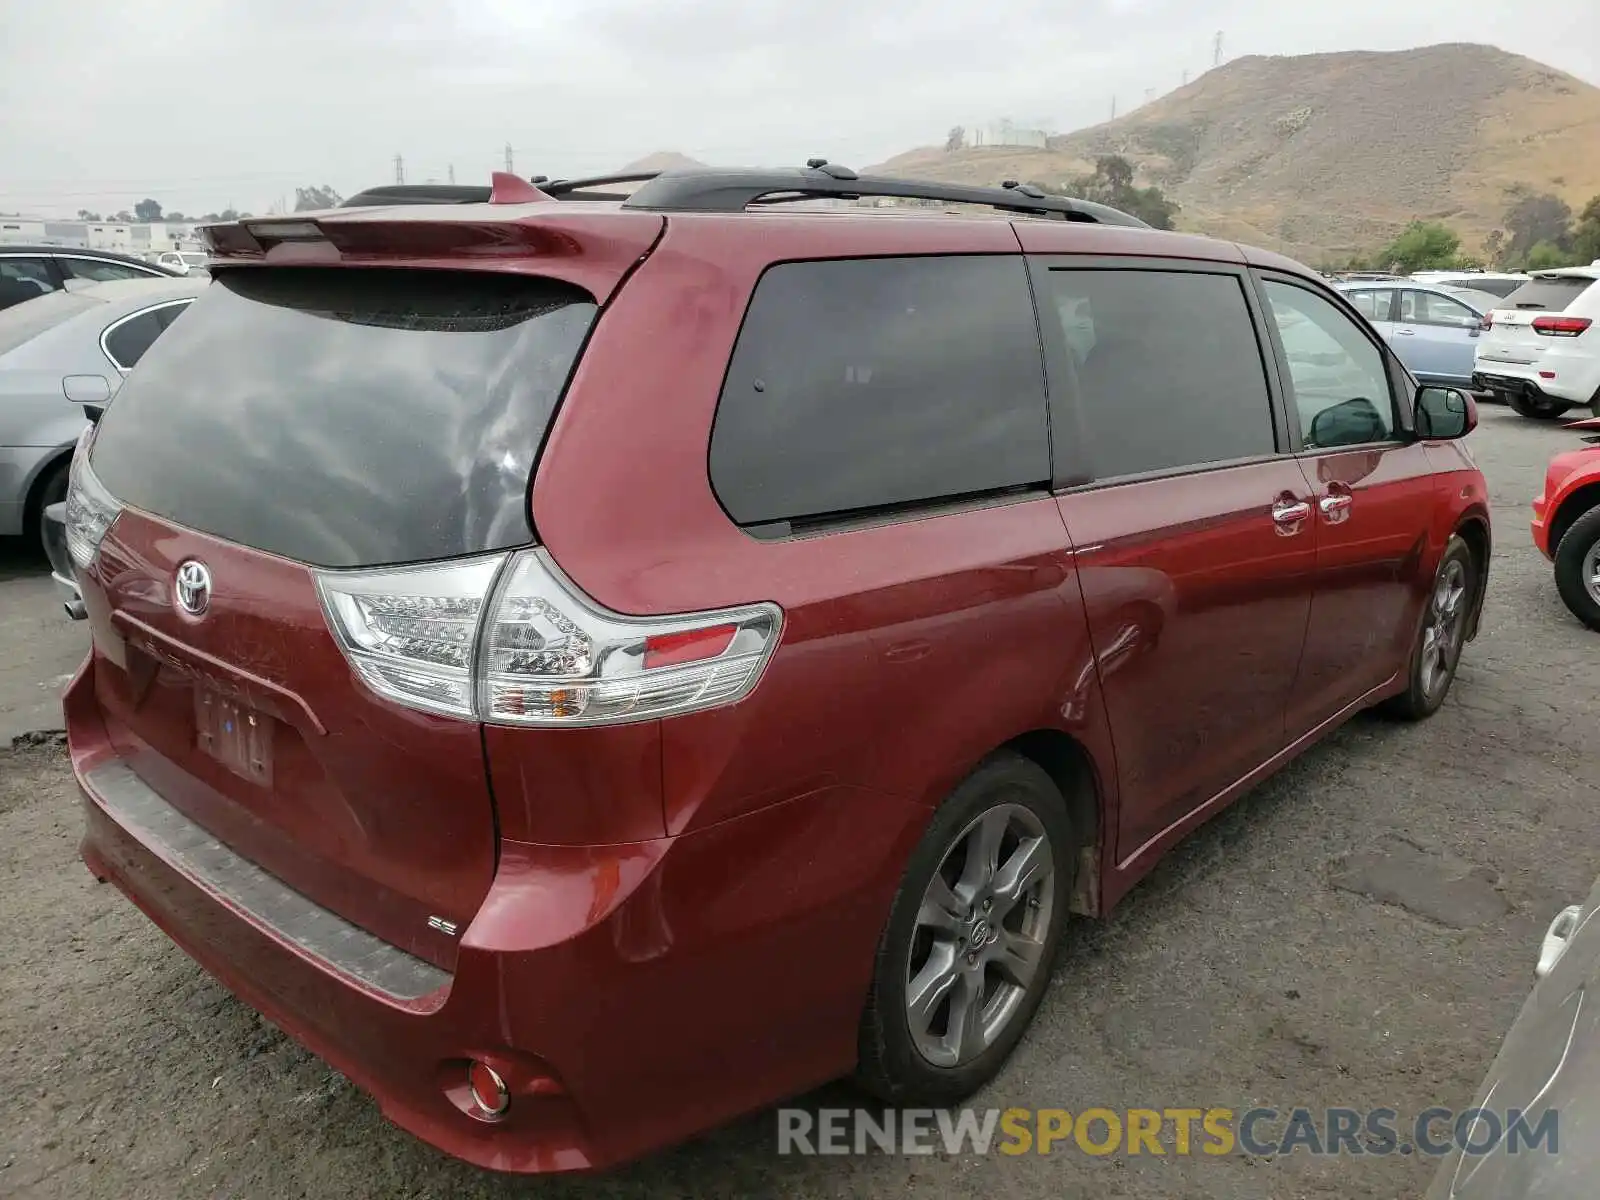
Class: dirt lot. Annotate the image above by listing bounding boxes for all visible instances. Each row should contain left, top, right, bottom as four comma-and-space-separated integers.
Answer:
2, 404, 1598, 1200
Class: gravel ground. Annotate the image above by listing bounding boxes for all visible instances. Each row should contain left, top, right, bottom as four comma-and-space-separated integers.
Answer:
2, 404, 1598, 1200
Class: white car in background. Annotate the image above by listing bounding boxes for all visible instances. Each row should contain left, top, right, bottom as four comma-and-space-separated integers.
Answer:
154, 250, 211, 276
1474, 265, 1600, 419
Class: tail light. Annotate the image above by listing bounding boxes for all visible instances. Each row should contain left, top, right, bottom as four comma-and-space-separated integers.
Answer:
316, 549, 782, 726
64, 429, 124, 575
1532, 315, 1592, 337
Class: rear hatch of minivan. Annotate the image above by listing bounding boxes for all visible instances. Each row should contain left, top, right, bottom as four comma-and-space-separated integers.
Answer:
1480, 272, 1599, 369
67, 218, 659, 969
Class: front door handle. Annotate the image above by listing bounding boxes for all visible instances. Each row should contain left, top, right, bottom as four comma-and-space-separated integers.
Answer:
1271, 498, 1312, 526
1320, 493, 1354, 516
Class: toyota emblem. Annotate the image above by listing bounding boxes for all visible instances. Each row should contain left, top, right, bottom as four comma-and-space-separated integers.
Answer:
174, 560, 212, 615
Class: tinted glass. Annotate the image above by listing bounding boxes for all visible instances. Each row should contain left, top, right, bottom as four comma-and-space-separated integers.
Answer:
90, 267, 598, 567
1501, 276, 1595, 311
1044, 268, 1275, 478
710, 256, 1048, 526
1462, 277, 1524, 298
63, 257, 152, 283
1264, 281, 1394, 449
0, 257, 56, 308
1347, 288, 1393, 320
102, 310, 165, 369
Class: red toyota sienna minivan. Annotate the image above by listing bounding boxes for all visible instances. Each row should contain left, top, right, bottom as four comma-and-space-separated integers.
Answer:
63, 166, 1490, 1173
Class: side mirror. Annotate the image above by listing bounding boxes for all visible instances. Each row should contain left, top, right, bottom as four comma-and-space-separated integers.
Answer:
1416, 385, 1476, 440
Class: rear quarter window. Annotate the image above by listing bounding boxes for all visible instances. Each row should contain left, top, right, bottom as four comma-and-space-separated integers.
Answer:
709, 256, 1049, 528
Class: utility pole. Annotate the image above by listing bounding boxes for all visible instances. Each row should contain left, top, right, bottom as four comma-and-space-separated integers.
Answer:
504, 143, 513, 174
1213, 31, 1224, 67
394, 154, 405, 185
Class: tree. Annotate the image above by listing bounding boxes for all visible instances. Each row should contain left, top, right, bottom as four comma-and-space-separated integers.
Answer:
1064, 154, 1179, 230
1526, 240, 1581, 271
945, 126, 965, 153
293, 185, 343, 212
133, 198, 163, 222
165, 210, 186, 222
1375, 221, 1461, 273
76, 209, 103, 222
1504, 190, 1572, 260
111, 211, 133, 223
1482, 229, 1505, 267
1572, 194, 1600, 264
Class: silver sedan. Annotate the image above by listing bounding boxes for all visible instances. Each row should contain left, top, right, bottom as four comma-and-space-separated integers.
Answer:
0, 275, 208, 548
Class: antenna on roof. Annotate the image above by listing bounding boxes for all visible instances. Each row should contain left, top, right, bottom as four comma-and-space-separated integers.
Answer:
488, 172, 551, 204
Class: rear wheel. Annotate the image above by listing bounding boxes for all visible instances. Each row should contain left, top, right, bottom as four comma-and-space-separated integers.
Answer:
1553, 506, 1600, 632
1382, 535, 1476, 720
1509, 390, 1569, 420
855, 753, 1074, 1105
27, 460, 69, 556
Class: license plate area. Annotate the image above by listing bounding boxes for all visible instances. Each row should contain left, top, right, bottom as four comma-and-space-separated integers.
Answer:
194, 685, 274, 786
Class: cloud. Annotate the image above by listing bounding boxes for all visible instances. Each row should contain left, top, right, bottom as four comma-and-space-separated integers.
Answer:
1, 0, 1595, 215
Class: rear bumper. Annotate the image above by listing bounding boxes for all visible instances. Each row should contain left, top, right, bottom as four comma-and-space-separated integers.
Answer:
1532, 492, 1554, 559
1474, 363, 1594, 407
67, 656, 921, 1174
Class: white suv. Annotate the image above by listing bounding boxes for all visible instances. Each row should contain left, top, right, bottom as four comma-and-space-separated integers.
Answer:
1474, 264, 1600, 419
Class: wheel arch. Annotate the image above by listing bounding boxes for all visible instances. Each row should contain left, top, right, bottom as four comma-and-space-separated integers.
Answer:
1002, 729, 1105, 919
1550, 482, 1600, 562
20, 442, 75, 538
1452, 509, 1491, 642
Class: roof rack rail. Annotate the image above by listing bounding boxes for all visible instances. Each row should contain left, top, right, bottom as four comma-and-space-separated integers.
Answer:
620, 160, 1148, 226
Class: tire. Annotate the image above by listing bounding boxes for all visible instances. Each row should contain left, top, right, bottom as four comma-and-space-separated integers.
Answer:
1509, 390, 1568, 420
1381, 535, 1476, 721
27, 460, 69, 556
854, 752, 1076, 1106
1553, 506, 1600, 632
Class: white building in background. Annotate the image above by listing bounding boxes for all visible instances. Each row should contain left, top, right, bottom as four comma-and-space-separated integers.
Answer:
967, 119, 1053, 150
0, 217, 201, 257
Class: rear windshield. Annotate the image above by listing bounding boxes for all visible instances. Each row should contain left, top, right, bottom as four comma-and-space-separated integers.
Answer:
1500, 275, 1596, 311
0, 290, 99, 357
89, 267, 597, 567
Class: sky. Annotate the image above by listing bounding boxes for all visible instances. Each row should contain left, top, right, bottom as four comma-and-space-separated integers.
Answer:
2, 0, 1598, 218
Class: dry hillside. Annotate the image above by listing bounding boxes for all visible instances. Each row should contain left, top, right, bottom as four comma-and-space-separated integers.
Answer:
872, 43, 1600, 263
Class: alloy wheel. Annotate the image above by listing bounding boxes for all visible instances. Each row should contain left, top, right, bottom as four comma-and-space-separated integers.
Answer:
1419, 557, 1468, 699
904, 802, 1055, 1068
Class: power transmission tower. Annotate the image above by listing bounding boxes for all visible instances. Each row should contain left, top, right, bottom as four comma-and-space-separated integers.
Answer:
1110, 95, 1117, 120
1182, 69, 1190, 86
393, 154, 405, 185
1213, 31, 1224, 67
1144, 87, 1156, 105
504, 143, 514, 173
448, 163, 456, 184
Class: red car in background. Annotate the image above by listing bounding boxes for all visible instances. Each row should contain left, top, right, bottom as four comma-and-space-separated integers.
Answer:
1533, 416, 1600, 629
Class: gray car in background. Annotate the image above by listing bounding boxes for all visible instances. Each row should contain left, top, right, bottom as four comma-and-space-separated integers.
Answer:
1336, 279, 1495, 390
0, 275, 208, 548
1424, 874, 1600, 1198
